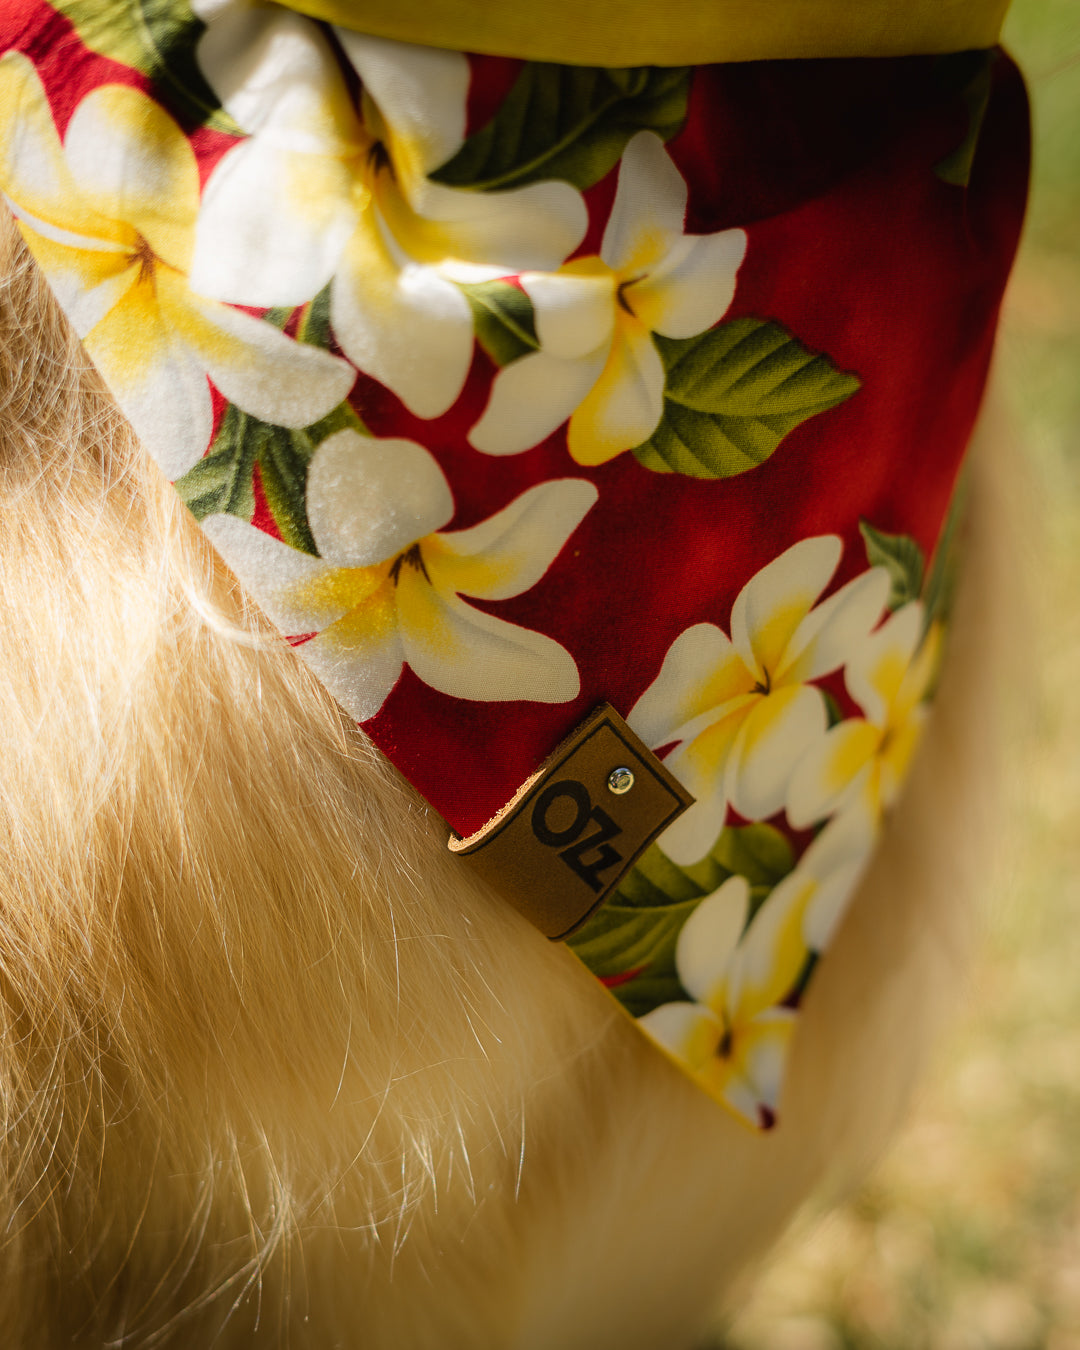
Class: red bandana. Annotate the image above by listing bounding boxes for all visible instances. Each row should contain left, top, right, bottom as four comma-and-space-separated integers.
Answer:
0, 0, 1028, 1127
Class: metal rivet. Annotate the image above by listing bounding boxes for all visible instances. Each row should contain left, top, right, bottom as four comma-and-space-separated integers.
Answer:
607, 766, 635, 795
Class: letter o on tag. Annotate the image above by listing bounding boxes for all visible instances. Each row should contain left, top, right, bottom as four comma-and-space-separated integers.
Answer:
531, 780, 591, 847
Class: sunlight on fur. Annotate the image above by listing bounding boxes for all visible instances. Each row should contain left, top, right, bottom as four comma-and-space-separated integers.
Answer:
0, 208, 1015, 1349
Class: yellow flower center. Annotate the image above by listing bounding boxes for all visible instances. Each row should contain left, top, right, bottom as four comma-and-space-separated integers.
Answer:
127, 234, 159, 286
388, 541, 430, 585
367, 138, 392, 177
615, 273, 645, 315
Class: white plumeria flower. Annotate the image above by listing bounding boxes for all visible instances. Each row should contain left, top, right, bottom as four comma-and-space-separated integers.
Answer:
639, 818, 873, 1128
0, 52, 354, 479
629, 537, 890, 865
770, 808, 876, 954
188, 1, 586, 419
469, 130, 747, 464
788, 601, 942, 829
203, 431, 597, 719
638, 874, 799, 1129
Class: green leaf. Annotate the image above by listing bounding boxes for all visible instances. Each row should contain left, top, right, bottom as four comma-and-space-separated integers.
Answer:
52, 0, 242, 135
823, 690, 845, 729
304, 399, 369, 448
934, 51, 996, 188
461, 280, 540, 367
257, 426, 317, 555
612, 844, 710, 909
286, 286, 372, 444
923, 466, 969, 626
632, 319, 862, 479
859, 520, 926, 611
262, 306, 295, 331
174, 406, 323, 555
566, 896, 701, 1016
567, 824, 794, 1017
174, 403, 256, 521
711, 824, 795, 899
296, 285, 333, 351
787, 951, 819, 1008
429, 64, 690, 193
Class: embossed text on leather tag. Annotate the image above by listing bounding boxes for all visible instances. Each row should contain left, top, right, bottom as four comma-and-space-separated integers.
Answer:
448, 705, 693, 940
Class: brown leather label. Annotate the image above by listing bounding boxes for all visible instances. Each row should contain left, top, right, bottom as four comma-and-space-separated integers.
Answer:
448, 705, 694, 940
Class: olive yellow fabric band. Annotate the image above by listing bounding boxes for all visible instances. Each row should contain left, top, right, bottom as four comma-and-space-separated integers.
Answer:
275, 0, 1010, 66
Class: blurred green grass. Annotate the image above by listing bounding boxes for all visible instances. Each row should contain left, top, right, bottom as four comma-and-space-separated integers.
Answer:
713, 4, 1080, 1347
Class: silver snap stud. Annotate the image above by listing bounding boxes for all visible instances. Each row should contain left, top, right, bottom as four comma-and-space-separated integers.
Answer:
607, 766, 635, 795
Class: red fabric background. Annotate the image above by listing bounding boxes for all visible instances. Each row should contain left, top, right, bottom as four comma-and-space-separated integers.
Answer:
4, 3, 1030, 836
361, 54, 1029, 835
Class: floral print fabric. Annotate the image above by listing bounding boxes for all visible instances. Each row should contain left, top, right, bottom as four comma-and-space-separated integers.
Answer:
0, 0, 1028, 1129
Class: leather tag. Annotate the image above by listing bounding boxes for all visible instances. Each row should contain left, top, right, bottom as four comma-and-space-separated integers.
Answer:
448, 704, 694, 940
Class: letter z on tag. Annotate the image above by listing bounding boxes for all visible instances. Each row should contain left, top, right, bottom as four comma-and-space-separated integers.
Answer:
448, 705, 694, 940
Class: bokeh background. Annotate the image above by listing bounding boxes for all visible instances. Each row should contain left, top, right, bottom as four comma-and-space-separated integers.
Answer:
710, 2, 1080, 1346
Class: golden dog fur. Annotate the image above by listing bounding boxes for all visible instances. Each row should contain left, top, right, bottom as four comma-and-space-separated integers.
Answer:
0, 206, 1013, 1348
